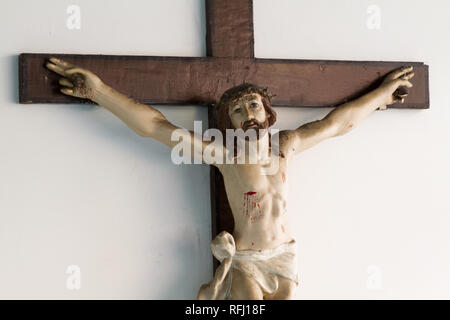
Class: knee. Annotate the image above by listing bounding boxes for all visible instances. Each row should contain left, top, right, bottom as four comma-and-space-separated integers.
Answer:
265, 278, 297, 300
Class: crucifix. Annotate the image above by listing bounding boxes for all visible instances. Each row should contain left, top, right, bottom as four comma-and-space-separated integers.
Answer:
19, 0, 429, 299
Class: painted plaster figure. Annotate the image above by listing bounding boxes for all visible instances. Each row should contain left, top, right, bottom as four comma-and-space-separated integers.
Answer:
46, 57, 413, 299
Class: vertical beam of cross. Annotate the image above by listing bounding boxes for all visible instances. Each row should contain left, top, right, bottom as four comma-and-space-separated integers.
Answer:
206, 0, 254, 58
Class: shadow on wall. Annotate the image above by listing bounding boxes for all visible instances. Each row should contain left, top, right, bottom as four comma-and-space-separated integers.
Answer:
11, 55, 19, 104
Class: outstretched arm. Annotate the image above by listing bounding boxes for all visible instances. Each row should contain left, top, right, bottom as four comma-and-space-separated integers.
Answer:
46, 57, 159, 137
325, 65, 414, 136
45, 57, 227, 167
280, 66, 414, 159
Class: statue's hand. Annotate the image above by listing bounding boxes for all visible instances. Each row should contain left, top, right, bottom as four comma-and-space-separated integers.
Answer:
46, 57, 104, 100
376, 66, 414, 109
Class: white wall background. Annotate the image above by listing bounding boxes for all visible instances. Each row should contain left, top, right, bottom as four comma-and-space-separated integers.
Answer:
0, 0, 448, 299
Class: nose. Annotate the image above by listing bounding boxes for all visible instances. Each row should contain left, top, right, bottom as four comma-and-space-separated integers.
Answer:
243, 103, 255, 120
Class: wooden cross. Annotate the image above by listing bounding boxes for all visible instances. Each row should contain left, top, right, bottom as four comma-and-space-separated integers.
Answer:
19, 0, 429, 268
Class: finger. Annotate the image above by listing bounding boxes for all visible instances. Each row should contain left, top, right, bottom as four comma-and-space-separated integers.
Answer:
59, 78, 74, 88
389, 66, 414, 80
66, 67, 88, 76
49, 57, 74, 69
394, 96, 405, 104
396, 79, 413, 88
46, 62, 67, 76
60, 88, 74, 96
401, 72, 415, 80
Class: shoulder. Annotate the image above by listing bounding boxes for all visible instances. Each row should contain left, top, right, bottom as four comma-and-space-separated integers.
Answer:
274, 130, 298, 160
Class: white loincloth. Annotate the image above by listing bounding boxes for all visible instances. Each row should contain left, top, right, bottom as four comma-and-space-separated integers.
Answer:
210, 231, 298, 299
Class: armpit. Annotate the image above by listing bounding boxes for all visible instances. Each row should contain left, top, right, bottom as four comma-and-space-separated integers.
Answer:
276, 130, 296, 159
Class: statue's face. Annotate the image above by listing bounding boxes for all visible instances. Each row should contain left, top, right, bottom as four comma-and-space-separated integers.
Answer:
227, 93, 269, 132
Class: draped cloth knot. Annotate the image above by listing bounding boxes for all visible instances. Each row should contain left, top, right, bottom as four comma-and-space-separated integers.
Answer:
198, 231, 299, 300
211, 230, 236, 262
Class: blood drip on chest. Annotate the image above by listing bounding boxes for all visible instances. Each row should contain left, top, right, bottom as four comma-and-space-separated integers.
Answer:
242, 191, 263, 223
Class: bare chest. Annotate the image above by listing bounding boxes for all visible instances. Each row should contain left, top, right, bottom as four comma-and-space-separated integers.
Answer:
219, 157, 289, 217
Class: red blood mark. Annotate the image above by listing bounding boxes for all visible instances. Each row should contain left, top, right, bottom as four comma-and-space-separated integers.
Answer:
281, 225, 285, 233
242, 191, 263, 223
348, 124, 353, 129
281, 172, 286, 183
251, 242, 254, 246
243, 191, 256, 217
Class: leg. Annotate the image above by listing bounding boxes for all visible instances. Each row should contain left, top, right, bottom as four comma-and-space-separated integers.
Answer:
230, 268, 264, 300
197, 258, 232, 300
263, 276, 297, 300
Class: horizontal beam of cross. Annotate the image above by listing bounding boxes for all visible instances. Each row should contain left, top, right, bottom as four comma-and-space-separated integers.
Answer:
19, 53, 429, 108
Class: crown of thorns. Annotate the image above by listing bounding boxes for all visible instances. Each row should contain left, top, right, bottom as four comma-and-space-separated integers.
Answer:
213, 83, 277, 109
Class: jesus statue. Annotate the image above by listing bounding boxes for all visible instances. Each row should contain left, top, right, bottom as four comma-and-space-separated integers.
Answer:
46, 57, 414, 299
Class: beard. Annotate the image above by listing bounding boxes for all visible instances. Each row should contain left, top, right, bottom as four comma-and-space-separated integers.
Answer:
228, 117, 273, 159
242, 118, 270, 140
